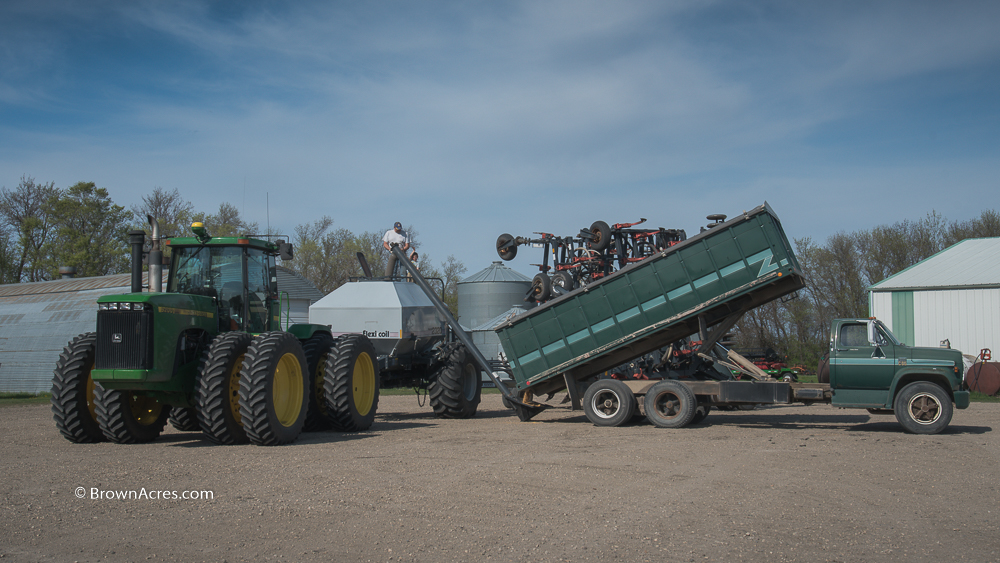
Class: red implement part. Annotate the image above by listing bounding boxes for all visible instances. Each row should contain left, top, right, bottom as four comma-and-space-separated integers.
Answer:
966, 362, 1000, 396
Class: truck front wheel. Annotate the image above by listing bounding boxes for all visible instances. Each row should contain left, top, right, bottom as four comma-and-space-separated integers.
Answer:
583, 379, 636, 426
893, 382, 953, 435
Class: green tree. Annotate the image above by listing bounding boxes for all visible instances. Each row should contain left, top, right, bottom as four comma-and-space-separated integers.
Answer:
0, 176, 59, 282
192, 202, 259, 238
41, 182, 131, 278
131, 187, 195, 238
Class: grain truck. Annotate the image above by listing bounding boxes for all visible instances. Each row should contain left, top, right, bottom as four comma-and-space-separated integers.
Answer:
492, 203, 970, 434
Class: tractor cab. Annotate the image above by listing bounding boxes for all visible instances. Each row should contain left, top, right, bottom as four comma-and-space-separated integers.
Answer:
166, 224, 289, 334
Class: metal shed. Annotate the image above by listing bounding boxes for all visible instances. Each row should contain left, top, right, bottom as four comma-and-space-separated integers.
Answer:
0, 268, 324, 393
869, 237, 1000, 357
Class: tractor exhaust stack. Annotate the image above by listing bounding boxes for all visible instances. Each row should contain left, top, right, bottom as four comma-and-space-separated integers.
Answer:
128, 230, 146, 293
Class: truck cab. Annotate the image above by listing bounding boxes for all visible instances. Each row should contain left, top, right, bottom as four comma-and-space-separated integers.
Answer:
828, 318, 969, 430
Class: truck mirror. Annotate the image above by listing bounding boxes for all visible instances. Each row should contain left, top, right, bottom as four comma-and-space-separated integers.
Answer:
867, 322, 878, 346
277, 241, 293, 261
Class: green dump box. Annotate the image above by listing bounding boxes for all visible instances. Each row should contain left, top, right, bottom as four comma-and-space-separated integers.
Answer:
494, 202, 806, 398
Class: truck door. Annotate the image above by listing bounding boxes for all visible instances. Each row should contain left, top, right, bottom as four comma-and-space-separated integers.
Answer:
831, 321, 896, 393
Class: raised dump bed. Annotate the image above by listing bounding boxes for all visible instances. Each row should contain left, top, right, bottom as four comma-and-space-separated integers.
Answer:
494, 203, 806, 411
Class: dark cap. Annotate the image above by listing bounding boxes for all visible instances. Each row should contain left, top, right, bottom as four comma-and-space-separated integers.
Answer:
394, 221, 402, 229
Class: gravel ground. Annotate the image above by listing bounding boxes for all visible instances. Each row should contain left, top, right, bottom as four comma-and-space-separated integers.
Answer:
1, 395, 997, 563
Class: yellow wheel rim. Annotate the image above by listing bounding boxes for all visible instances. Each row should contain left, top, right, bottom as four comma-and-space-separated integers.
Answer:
130, 394, 163, 426
352, 352, 376, 416
272, 352, 304, 427
229, 355, 245, 426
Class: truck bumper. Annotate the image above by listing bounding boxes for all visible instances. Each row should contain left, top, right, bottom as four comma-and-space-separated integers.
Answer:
954, 390, 970, 409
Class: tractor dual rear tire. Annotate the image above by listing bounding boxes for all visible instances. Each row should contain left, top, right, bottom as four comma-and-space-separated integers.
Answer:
239, 332, 310, 446
51, 332, 105, 443
302, 331, 336, 432
429, 343, 482, 419
196, 332, 254, 445
94, 388, 169, 444
323, 334, 380, 431
168, 407, 200, 432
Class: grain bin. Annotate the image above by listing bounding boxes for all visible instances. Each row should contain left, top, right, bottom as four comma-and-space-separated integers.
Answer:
457, 261, 534, 330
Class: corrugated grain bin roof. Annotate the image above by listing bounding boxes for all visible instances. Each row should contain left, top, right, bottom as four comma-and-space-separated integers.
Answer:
870, 237, 1000, 291
459, 261, 532, 284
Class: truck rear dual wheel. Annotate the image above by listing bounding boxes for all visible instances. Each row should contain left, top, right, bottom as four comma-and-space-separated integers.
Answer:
429, 344, 482, 419
894, 382, 953, 435
324, 334, 380, 431
302, 332, 336, 432
51, 332, 106, 443
94, 388, 169, 444
583, 379, 636, 427
195, 332, 254, 445
240, 332, 310, 445
643, 380, 697, 428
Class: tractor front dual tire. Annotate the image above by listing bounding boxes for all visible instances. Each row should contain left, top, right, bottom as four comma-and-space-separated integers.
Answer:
302, 332, 336, 432
323, 334, 379, 431
51, 332, 105, 443
239, 332, 309, 446
429, 344, 482, 419
196, 332, 254, 445
168, 407, 200, 432
94, 388, 169, 444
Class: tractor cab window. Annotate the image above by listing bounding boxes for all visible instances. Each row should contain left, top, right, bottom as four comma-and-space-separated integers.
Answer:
169, 246, 243, 298
246, 248, 271, 332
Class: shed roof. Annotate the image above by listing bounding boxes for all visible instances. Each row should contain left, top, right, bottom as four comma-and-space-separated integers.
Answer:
870, 237, 1000, 291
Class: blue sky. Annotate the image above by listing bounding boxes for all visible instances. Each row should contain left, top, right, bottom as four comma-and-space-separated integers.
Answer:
2, 0, 998, 278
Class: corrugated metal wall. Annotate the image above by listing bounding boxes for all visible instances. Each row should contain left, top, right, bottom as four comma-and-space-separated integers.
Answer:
871, 288, 1000, 356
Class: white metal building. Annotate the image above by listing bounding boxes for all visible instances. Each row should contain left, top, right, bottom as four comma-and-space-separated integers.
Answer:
869, 237, 1000, 358
0, 267, 324, 393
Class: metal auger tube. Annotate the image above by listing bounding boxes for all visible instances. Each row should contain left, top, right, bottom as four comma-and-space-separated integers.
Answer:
389, 246, 511, 394
388, 247, 548, 420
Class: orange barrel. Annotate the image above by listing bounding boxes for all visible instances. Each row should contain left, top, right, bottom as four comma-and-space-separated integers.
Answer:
965, 362, 1000, 396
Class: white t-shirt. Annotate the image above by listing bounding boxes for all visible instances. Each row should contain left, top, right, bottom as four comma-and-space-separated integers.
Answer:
383, 228, 409, 247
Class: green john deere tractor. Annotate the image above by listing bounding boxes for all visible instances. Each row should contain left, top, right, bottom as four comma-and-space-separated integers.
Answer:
50, 219, 379, 446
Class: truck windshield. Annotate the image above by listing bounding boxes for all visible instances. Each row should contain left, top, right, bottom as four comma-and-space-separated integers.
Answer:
168, 246, 244, 297
875, 320, 901, 346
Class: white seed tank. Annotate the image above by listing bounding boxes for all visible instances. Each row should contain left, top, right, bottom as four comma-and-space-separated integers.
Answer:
309, 280, 447, 357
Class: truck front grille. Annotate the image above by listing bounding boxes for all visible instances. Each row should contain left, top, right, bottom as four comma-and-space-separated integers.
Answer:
96, 310, 154, 370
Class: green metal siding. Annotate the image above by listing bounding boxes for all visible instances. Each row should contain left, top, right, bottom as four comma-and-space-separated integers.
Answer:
891, 291, 915, 345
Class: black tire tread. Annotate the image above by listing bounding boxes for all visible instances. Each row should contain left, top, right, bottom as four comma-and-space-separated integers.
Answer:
428, 343, 482, 419
239, 332, 309, 446
94, 387, 168, 444
50, 333, 106, 443
195, 332, 253, 445
323, 334, 380, 431
302, 332, 336, 432
168, 407, 201, 432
